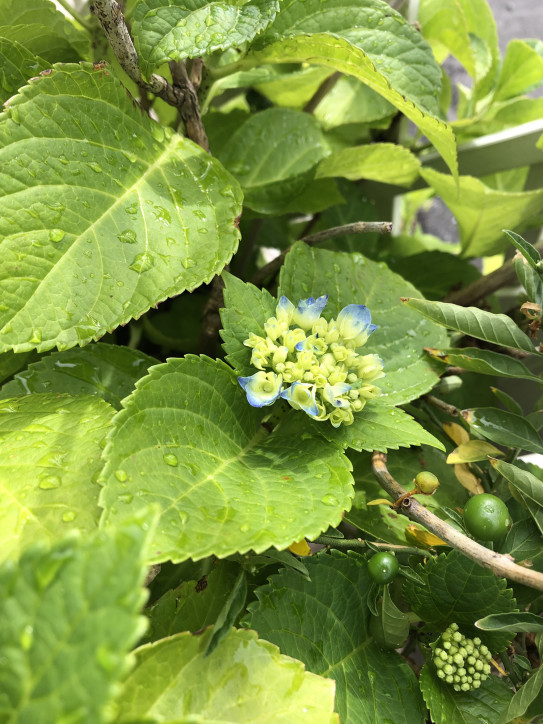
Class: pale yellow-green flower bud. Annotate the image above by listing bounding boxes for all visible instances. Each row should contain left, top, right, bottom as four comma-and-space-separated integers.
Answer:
284, 328, 306, 353
272, 345, 288, 367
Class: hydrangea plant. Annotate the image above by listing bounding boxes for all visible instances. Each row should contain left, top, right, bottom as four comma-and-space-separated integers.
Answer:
0, 0, 542, 722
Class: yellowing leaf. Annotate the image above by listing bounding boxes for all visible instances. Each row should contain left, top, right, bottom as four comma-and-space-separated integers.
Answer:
405, 524, 448, 548
288, 540, 312, 556
447, 440, 504, 464
454, 463, 484, 494
367, 498, 395, 507
443, 421, 470, 446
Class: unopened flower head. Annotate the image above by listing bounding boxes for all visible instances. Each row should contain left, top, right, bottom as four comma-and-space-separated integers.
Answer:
238, 295, 384, 427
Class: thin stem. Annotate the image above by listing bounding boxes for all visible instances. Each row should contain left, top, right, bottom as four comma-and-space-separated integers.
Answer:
303, 72, 341, 113
313, 535, 429, 556
445, 238, 543, 306
371, 452, 543, 591
251, 221, 392, 286
56, 0, 93, 29
424, 394, 459, 417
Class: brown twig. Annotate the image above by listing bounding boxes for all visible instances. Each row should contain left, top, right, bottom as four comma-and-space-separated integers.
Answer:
371, 452, 543, 591
445, 238, 543, 306
303, 71, 341, 114
199, 274, 226, 357
90, 0, 208, 150
251, 221, 392, 286
425, 394, 459, 417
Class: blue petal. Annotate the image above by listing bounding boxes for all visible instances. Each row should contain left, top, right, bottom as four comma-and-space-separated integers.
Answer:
323, 382, 351, 408
238, 372, 282, 408
280, 381, 319, 417
292, 295, 328, 330
336, 304, 376, 340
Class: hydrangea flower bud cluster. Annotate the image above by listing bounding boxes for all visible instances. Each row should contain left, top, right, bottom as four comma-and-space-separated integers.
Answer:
432, 623, 492, 691
238, 294, 384, 427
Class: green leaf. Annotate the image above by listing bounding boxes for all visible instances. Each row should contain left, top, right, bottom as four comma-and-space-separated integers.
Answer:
312, 403, 445, 453
490, 460, 543, 531
205, 566, 247, 656
499, 665, 543, 724
515, 255, 543, 306
403, 298, 536, 354
0, 37, 49, 105
419, 0, 499, 99
0, 63, 242, 353
247, 551, 426, 724
403, 550, 517, 651
373, 585, 410, 649
241, 31, 457, 177
117, 628, 338, 722
0, 518, 150, 723
0, 0, 90, 61
419, 662, 512, 724
142, 560, 242, 644
313, 76, 395, 129
279, 244, 449, 406
418, 0, 476, 77
133, 0, 280, 78
214, 108, 327, 214
504, 229, 542, 268
476, 611, 543, 634
99, 356, 353, 564
420, 168, 543, 257
316, 143, 420, 187
260, 0, 441, 114
0, 343, 158, 409
0, 393, 114, 562
426, 347, 542, 384
494, 39, 543, 102
464, 407, 543, 454
220, 272, 277, 375
0, 350, 39, 385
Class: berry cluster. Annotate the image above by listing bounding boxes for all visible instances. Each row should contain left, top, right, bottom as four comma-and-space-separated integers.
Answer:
432, 623, 492, 691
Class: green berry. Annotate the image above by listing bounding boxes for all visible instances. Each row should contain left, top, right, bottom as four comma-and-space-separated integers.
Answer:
464, 494, 512, 541
437, 669, 445, 679
414, 471, 440, 495
367, 552, 399, 585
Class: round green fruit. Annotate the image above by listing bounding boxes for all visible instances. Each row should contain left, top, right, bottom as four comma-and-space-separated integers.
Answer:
463, 494, 511, 541
414, 471, 440, 495
368, 552, 400, 584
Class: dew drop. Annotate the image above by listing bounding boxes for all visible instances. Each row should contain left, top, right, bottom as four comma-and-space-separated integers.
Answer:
129, 252, 154, 273
178, 511, 189, 524
240, 523, 250, 533
118, 493, 133, 504
164, 453, 178, 467
320, 493, 339, 507
38, 475, 61, 490
125, 202, 139, 215
117, 229, 137, 244
114, 469, 128, 482
181, 257, 196, 269
62, 511, 76, 522
87, 161, 103, 173
49, 228, 65, 242
29, 330, 42, 344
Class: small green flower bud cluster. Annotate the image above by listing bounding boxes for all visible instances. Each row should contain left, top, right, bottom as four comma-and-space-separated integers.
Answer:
433, 623, 492, 692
